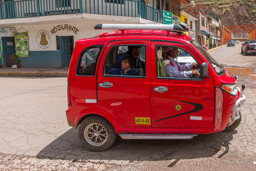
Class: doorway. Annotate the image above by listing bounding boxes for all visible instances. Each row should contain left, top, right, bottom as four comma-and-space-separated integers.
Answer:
2, 37, 16, 67
60, 36, 73, 67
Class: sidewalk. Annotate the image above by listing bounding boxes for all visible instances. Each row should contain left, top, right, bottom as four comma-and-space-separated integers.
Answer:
207, 44, 226, 53
0, 67, 68, 77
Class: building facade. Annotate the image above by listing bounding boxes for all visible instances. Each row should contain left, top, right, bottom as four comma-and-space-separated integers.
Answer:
184, 4, 221, 48
0, 0, 190, 68
180, 10, 197, 40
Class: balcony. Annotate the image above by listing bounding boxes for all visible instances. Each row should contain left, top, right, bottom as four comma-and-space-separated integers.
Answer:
0, 0, 163, 23
208, 18, 219, 28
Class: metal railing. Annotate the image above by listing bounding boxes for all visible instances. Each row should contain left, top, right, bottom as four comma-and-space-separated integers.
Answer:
0, 0, 163, 23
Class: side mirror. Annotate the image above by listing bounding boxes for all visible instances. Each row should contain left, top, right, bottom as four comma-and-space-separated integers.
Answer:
200, 62, 208, 78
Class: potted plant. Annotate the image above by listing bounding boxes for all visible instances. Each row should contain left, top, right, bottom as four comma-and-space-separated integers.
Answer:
11, 53, 21, 68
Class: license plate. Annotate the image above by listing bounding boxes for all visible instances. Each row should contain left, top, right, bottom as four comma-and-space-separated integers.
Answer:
135, 117, 151, 125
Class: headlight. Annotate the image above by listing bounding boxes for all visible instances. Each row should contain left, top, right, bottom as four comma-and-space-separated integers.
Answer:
221, 84, 238, 96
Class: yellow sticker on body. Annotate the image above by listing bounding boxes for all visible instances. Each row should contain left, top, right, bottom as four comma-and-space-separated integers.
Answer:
135, 117, 151, 125
226, 71, 230, 77
175, 104, 182, 111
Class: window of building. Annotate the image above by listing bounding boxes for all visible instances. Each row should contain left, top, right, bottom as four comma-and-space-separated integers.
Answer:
166, 2, 169, 11
77, 46, 103, 75
202, 17, 205, 27
184, 18, 188, 24
105, 0, 124, 4
156, 0, 161, 10
190, 21, 193, 29
56, 0, 70, 7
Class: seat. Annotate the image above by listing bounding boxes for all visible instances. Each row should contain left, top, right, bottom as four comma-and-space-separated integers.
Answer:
161, 60, 172, 77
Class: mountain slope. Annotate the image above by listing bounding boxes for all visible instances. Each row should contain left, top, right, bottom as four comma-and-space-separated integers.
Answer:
192, 0, 256, 26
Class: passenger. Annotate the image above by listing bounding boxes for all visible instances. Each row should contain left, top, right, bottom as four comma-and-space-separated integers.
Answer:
107, 55, 139, 75
164, 47, 200, 78
117, 46, 145, 69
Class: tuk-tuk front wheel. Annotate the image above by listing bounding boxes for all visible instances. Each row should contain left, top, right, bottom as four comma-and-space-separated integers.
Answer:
79, 116, 116, 152
223, 113, 242, 132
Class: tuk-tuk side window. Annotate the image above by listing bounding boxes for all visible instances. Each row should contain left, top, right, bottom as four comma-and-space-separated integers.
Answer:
77, 46, 103, 76
104, 45, 146, 77
156, 45, 199, 78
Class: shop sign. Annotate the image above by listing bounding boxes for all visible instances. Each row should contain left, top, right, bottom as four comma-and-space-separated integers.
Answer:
7, 42, 14, 46
15, 32, 29, 57
163, 10, 173, 25
36, 30, 51, 49
51, 24, 79, 35
0, 28, 12, 37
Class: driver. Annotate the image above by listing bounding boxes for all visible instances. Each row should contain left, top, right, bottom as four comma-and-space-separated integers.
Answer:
164, 47, 200, 78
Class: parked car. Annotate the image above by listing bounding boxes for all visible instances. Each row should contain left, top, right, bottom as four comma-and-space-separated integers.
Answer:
66, 23, 246, 151
227, 40, 235, 47
235, 40, 240, 44
241, 40, 256, 55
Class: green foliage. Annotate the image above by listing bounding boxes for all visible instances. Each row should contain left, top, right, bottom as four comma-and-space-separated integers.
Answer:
252, 9, 256, 14
11, 53, 20, 65
247, 2, 251, 7
245, 14, 249, 18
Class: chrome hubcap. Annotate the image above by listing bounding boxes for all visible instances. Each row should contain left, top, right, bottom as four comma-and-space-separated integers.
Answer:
84, 123, 108, 146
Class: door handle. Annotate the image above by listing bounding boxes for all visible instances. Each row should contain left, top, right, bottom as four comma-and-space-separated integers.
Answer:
154, 86, 168, 93
99, 82, 113, 88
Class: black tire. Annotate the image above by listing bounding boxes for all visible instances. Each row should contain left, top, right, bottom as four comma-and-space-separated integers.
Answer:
79, 116, 116, 152
241, 48, 243, 54
223, 113, 241, 132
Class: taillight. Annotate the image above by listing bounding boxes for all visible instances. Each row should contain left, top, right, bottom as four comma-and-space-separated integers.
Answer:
215, 88, 223, 131
68, 82, 72, 106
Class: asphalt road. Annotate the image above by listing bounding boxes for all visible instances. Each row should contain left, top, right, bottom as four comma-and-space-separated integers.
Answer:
210, 43, 256, 68
0, 46, 256, 170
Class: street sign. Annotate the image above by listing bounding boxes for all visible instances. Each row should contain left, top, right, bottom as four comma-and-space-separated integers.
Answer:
163, 10, 173, 25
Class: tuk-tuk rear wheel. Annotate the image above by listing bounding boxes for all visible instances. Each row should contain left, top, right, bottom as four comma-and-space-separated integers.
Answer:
223, 113, 242, 132
79, 116, 116, 152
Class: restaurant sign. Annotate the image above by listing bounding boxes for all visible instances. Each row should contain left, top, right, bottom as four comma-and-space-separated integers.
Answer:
51, 24, 79, 35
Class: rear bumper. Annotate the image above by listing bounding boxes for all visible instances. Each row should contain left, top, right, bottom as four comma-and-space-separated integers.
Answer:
66, 109, 75, 127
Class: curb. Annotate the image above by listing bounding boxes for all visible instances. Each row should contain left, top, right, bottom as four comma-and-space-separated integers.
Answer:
208, 45, 226, 53
0, 72, 68, 77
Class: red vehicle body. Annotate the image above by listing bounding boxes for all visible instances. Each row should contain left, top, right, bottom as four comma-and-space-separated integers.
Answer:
66, 24, 246, 151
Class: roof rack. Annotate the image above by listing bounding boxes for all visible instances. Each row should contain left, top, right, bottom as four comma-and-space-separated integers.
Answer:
94, 23, 188, 32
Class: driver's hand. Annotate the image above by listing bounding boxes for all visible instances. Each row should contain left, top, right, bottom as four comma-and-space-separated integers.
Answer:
192, 70, 200, 77
192, 63, 198, 68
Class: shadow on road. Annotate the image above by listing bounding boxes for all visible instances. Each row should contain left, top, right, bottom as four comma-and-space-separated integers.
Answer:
36, 128, 237, 167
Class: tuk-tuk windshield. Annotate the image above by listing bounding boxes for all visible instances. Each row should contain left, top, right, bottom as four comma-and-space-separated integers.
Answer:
190, 39, 225, 75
